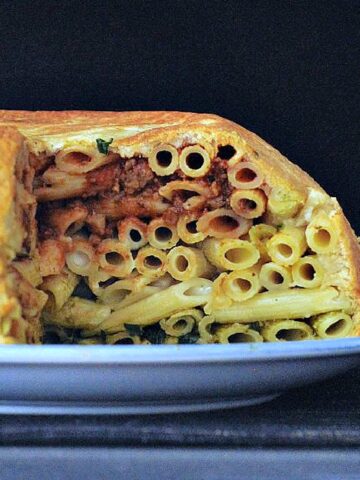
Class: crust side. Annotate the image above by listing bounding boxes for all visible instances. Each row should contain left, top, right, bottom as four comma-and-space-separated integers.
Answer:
0, 128, 24, 334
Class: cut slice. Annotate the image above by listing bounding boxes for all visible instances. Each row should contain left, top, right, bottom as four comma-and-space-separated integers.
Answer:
0, 110, 359, 344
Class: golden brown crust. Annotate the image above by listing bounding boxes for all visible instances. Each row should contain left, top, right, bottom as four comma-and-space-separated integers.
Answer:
0, 128, 26, 336
0, 110, 359, 337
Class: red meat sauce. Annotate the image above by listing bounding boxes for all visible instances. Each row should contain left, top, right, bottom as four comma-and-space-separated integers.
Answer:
35, 154, 232, 243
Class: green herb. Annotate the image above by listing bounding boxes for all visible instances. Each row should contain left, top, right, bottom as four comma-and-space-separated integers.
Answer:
178, 332, 200, 344
96, 137, 113, 155
100, 330, 107, 344
124, 324, 143, 337
249, 322, 261, 333
142, 324, 166, 344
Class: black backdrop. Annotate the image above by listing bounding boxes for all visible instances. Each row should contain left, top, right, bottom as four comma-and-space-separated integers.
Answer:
0, 1, 359, 229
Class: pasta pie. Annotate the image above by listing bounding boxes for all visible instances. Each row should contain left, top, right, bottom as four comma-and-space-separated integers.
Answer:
0, 110, 359, 345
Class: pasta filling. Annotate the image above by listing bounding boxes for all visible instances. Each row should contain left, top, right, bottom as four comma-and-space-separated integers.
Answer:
4, 134, 357, 344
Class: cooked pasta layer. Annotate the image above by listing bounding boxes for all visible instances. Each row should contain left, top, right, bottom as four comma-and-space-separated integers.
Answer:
0, 110, 359, 344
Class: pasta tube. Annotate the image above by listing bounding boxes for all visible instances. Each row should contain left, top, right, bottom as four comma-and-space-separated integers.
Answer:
211, 287, 351, 323
202, 238, 260, 271
12, 258, 42, 287
160, 309, 203, 337
135, 246, 167, 278
55, 146, 117, 174
292, 255, 324, 288
167, 246, 214, 281
305, 212, 339, 254
311, 312, 354, 339
230, 189, 267, 219
41, 269, 79, 311
179, 145, 211, 178
261, 320, 314, 342
117, 217, 148, 250
148, 217, 179, 250
198, 315, 218, 343
216, 323, 263, 343
259, 262, 292, 291
66, 239, 95, 276
42, 297, 111, 329
267, 187, 303, 218
96, 278, 213, 332
177, 214, 206, 244
197, 208, 252, 239
97, 239, 134, 278
223, 268, 261, 301
204, 273, 232, 314
148, 144, 179, 176
266, 226, 307, 266
98, 275, 151, 306
249, 224, 277, 261
106, 332, 142, 345
227, 161, 263, 189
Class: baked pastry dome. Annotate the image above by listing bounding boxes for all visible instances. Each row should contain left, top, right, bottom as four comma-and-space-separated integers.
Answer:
0, 110, 359, 344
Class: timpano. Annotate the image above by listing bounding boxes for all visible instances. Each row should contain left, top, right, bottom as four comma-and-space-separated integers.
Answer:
0, 110, 359, 345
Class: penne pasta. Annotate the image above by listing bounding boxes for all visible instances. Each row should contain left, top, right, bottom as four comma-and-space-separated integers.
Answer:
38, 239, 66, 277
177, 213, 206, 244
211, 287, 351, 323
66, 238, 95, 276
311, 311, 354, 339
117, 217, 148, 250
198, 315, 219, 343
46, 204, 88, 237
86, 267, 114, 296
223, 268, 261, 302
41, 269, 79, 311
97, 239, 134, 278
292, 255, 324, 288
267, 187, 303, 219
159, 180, 210, 210
160, 309, 202, 337
167, 246, 214, 281
216, 323, 263, 343
266, 226, 307, 266
202, 238, 260, 271
204, 273, 232, 314
12, 258, 42, 287
179, 145, 211, 178
148, 144, 179, 176
230, 189, 267, 219
97, 275, 151, 306
259, 262, 292, 291
197, 208, 252, 239
106, 332, 142, 345
248, 224, 277, 261
148, 217, 179, 250
261, 320, 314, 342
135, 246, 167, 278
95, 278, 213, 332
55, 146, 117, 174
227, 161, 263, 189
41, 297, 111, 329
305, 212, 339, 254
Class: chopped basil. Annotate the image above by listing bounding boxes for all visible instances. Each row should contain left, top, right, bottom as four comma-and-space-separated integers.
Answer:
249, 322, 261, 333
178, 332, 200, 344
100, 330, 107, 344
142, 324, 166, 344
125, 324, 143, 337
96, 137, 113, 155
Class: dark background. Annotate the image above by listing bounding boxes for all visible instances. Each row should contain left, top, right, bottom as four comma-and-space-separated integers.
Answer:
0, 1, 359, 228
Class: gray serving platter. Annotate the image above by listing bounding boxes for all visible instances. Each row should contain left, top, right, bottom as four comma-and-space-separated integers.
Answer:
0, 339, 360, 414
